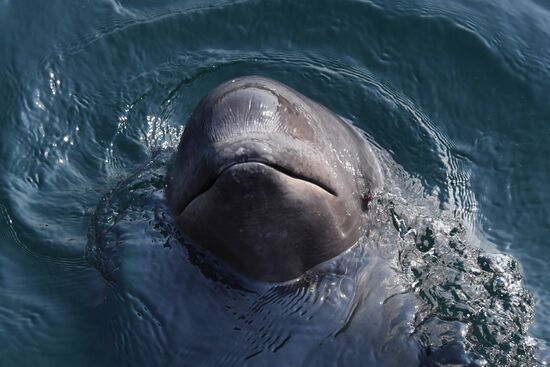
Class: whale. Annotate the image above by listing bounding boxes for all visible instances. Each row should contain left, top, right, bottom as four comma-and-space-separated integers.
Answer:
166, 76, 383, 282
102, 75, 489, 365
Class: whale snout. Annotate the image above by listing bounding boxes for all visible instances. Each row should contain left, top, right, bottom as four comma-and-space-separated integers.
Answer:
193, 84, 317, 144
167, 76, 381, 281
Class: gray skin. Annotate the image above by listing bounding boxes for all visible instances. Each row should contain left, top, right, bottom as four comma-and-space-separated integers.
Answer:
166, 76, 383, 282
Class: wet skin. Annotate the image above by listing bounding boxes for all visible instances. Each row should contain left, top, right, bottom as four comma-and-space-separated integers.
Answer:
166, 76, 382, 282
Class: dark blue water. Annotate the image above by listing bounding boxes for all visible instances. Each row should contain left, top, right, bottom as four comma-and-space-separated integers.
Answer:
1, 0, 549, 366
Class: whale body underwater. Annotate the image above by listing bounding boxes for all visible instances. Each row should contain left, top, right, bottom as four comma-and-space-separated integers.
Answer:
167, 76, 383, 282
85, 75, 537, 366
162, 77, 487, 365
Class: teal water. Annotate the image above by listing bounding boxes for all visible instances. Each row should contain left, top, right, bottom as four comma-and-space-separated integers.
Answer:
0, 0, 549, 366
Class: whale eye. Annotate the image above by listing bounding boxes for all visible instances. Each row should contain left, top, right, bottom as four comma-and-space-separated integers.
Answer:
362, 190, 374, 211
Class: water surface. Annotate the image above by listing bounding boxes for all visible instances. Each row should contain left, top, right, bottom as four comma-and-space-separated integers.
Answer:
1, 0, 549, 366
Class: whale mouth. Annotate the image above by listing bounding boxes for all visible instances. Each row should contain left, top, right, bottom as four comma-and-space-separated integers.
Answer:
219, 160, 338, 196
178, 160, 338, 216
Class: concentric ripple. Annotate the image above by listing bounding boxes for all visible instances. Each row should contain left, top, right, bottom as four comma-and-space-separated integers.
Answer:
1, 0, 549, 366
